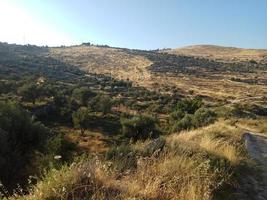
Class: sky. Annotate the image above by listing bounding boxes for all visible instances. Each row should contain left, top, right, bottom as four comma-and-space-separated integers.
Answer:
0, 0, 267, 49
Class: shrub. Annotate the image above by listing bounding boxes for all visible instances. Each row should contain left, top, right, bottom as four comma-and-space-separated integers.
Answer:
176, 98, 203, 114
105, 145, 137, 172
249, 59, 257, 64
230, 103, 256, 118
172, 114, 195, 132
194, 108, 216, 127
0, 101, 49, 189
45, 135, 76, 158
72, 87, 95, 106
147, 103, 162, 113
36, 135, 77, 172
72, 107, 92, 134
121, 115, 157, 140
89, 94, 112, 114
170, 109, 185, 122
17, 83, 41, 104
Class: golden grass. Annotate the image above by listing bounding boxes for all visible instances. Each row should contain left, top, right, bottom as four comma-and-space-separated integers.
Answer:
165, 45, 267, 63
13, 120, 248, 200
65, 129, 108, 153
168, 120, 244, 164
48, 45, 267, 104
50, 46, 152, 87
236, 118, 267, 134
122, 152, 220, 200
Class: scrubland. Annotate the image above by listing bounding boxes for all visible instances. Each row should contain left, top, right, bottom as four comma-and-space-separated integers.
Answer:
0, 42, 266, 200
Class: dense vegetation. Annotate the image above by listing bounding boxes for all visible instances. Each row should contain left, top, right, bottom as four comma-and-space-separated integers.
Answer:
126, 49, 267, 76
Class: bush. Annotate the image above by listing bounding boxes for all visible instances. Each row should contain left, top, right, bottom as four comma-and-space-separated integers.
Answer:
176, 98, 203, 114
121, 115, 157, 140
0, 101, 48, 152
36, 135, 77, 172
72, 87, 95, 106
194, 108, 216, 127
89, 94, 112, 114
170, 109, 185, 121
72, 107, 93, 134
170, 97, 217, 133
172, 114, 195, 132
230, 103, 256, 118
105, 145, 137, 172
45, 135, 76, 157
106, 145, 133, 160
0, 101, 49, 189
17, 83, 41, 104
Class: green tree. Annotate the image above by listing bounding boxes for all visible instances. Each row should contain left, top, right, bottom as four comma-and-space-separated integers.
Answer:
121, 115, 157, 140
17, 83, 40, 104
0, 101, 49, 189
72, 87, 94, 106
72, 107, 91, 135
89, 94, 112, 115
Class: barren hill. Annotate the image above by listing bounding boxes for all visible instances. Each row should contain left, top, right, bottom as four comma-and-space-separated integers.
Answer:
164, 45, 267, 63
49, 45, 153, 86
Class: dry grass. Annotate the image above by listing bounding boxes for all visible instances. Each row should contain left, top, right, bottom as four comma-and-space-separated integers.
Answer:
236, 118, 267, 134
49, 46, 152, 87
13, 120, 248, 200
121, 152, 223, 200
48, 45, 267, 104
165, 45, 267, 63
167, 120, 244, 164
65, 129, 108, 153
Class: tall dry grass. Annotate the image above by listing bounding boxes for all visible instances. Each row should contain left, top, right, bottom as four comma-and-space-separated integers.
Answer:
12, 121, 247, 200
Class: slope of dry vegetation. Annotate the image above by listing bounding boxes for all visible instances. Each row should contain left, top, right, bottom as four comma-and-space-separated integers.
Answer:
12, 121, 249, 200
1, 42, 266, 200
164, 45, 267, 63
48, 44, 267, 105
49, 45, 153, 86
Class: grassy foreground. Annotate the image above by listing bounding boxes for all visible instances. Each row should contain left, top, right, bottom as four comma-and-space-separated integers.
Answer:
11, 120, 250, 200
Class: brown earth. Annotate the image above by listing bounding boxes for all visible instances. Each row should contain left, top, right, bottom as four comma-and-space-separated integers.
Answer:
164, 45, 267, 63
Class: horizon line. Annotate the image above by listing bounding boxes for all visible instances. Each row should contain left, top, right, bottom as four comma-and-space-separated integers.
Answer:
1, 40, 267, 51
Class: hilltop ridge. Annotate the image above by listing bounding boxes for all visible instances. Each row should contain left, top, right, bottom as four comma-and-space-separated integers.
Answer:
164, 44, 267, 63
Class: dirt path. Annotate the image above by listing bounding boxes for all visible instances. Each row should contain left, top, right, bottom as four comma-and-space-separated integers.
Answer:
242, 132, 267, 200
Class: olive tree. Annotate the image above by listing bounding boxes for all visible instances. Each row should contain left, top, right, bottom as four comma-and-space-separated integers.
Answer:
72, 107, 92, 135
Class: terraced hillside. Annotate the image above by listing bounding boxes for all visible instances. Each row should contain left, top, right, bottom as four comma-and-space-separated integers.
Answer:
1, 42, 266, 104
46, 44, 267, 105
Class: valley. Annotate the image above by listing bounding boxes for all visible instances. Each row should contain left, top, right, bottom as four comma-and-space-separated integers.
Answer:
0, 42, 266, 200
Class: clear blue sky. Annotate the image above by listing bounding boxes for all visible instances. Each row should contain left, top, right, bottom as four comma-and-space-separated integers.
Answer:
1, 0, 267, 49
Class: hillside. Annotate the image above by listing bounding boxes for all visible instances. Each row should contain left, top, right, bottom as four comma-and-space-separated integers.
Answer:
0, 42, 266, 200
47, 44, 267, 105
1, 41, 266, 107
164, 45, 267, 63
1, 41, 266, 104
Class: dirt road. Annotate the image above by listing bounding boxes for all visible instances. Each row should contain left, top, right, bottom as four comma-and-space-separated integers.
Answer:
242, 132, 267, 200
